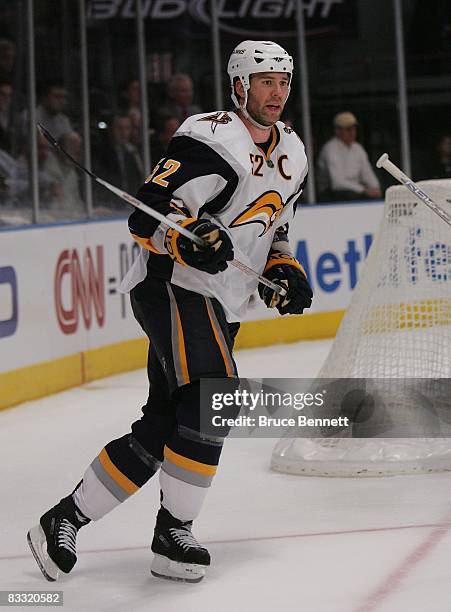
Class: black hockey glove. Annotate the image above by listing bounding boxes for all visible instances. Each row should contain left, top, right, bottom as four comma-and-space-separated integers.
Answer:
258, 254, 313, 315
164, 218, 234, 275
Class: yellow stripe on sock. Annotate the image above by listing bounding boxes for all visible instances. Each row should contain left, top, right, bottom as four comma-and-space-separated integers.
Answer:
98, 448, 139, 495
164, 446, 217, 477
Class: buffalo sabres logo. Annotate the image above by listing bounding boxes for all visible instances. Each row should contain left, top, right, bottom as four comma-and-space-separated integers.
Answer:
197, 111, 232, 133
230, 191, 284, 237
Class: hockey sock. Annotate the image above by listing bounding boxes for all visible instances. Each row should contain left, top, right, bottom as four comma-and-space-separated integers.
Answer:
73, 433, 162, 520
159, 432, 224, 521
158, 381, 235, 521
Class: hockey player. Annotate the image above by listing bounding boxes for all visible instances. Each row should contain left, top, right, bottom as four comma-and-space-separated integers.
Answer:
27, 40, 312, 584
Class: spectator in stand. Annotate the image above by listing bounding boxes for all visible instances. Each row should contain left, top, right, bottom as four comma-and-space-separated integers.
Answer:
35, 80, 74, 141
316, 112, 381, 202
160, 73, 202, 123
0, 147, 18, 211
45, 131, 84, 215
118, 78, 144, 149
118, 78, 141, 118
150, 113, 180, 163
92, 114, 143, 210
422, 133, 451, 180
0, 38, 15, 80
0, 79, 16, 154
12, 131, 62, 208
129, 109, 143, 149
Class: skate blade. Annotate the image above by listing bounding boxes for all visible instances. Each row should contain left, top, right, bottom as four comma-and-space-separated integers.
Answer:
151, 554, 206, 583
27, 525, 61, 582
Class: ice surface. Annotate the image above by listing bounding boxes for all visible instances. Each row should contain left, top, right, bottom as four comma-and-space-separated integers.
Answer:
1, 338, 451, 611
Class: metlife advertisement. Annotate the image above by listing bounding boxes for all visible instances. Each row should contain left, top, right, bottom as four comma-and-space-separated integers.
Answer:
242, 201, 384, 321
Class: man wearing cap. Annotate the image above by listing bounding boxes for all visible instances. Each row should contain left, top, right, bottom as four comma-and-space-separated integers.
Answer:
316, 111, 381, 202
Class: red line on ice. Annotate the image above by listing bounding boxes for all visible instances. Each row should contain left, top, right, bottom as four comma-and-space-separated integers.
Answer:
3, 520, 451, 562
354, 511, 451, 612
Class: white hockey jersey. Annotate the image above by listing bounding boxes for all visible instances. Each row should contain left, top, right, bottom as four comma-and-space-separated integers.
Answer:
120, 110, 308, 322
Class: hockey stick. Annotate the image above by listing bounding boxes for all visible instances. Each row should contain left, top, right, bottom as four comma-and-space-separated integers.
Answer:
376, 153, 451, 228
38, 123, 286, 296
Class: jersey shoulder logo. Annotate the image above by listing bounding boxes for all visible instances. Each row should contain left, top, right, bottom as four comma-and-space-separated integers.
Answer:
197, 111, 232, 133
230, 191, 284, 237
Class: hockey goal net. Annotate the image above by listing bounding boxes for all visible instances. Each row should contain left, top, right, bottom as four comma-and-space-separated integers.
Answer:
271, 180, 451, 476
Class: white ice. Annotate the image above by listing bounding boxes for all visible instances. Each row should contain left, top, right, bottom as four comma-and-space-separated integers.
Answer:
1, 339, 451, 612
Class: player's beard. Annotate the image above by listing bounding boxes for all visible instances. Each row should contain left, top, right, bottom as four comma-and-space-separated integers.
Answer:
247, 98, 284, 127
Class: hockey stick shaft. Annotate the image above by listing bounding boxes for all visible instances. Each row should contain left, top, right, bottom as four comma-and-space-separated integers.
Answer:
376, 153, 451, 228
37, 123, 286, 296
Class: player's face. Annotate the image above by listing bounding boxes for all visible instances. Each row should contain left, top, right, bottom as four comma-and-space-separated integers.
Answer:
246, 72, 290, 126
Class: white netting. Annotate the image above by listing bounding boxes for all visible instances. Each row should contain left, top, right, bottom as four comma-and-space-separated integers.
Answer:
272, 180, 451, 476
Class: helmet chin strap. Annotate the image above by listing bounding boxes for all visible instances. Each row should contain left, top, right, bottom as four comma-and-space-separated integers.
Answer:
240, 104, 272, 130
239, 88, 273, 131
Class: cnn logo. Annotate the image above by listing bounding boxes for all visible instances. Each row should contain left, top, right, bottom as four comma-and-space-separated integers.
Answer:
54, 247, 105, 334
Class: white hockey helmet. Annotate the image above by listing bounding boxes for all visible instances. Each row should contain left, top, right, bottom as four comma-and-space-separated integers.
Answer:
227, 40, 293, 123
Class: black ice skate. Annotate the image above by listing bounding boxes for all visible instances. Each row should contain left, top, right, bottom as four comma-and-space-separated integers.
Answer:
27, 495, 90, 581
151, 506, 210, 583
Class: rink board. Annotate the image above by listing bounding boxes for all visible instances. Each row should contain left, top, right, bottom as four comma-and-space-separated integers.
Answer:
0, 202, 383, 408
